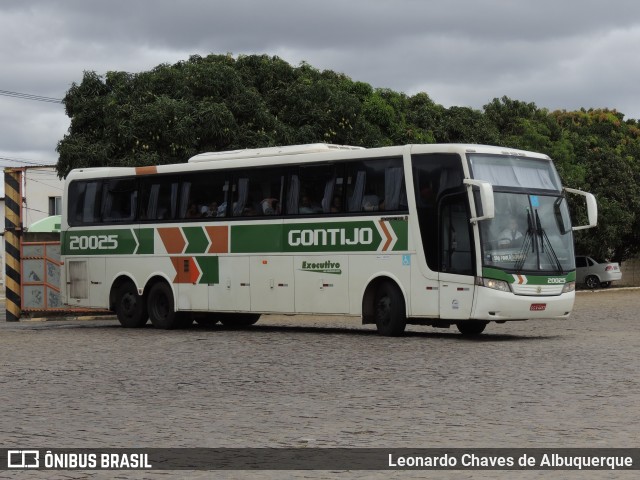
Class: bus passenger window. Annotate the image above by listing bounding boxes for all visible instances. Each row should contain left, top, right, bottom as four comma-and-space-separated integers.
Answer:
288, 164, 338, 215
232, 169, 283, 217
346, 157, 406, 213
102, 179, 137, 223
178, 172, 230, 219
68, 180, 103, 225
140, 179, 178, 221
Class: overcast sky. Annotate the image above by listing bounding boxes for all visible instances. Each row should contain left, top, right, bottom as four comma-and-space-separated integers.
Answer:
2, 0, 640, 173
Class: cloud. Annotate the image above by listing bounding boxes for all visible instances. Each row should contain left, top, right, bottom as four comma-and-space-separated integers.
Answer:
0, 98, 66, 158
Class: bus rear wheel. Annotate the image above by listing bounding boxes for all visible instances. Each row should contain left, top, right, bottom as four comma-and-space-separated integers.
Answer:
374, 281, 406, 336
115, 281, 148, 328
147, 282, 180, 329
456, 321, 488, 336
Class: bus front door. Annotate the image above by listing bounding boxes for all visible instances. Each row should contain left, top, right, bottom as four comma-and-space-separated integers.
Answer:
438, 193, 475, 319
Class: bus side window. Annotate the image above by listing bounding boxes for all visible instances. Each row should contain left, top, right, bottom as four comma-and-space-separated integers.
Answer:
177, 171, 230, 219
102, 179, 137, 223
288, 164, 338, 215
68, 180, 103, 226
383, 166, 405, 211
232, 169, 284, 217
347, 170, 366, 212
346, 157, 405, 213
140, 178, 178, 221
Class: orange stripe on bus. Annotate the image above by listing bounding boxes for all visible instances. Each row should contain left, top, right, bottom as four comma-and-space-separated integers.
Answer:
170, 257, 200, 284
378, 220, 392, 251
205, 225, 229, 253
135, 166, 158, 175
158, 228, 186, 254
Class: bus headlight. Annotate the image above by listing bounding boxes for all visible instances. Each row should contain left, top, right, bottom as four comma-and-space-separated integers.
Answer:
562, 281, 576, 293
476, 277, 511, 293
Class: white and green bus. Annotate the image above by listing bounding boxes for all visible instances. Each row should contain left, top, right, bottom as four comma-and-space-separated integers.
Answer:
61, 143, 597, 335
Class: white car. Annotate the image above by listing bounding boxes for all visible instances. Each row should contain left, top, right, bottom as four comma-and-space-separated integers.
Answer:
575, 255, 622, 289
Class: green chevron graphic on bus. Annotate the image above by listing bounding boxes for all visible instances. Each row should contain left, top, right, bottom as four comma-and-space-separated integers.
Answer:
134, 228, 155, 254
62, 228, 154, 255
183, 226, 210, 254
231, 219, 408, 253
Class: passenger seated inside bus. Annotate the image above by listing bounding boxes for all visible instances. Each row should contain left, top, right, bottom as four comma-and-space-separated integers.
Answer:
331, 196, 343, 213
185, 203, 199, 218
261, 198, 279, 215
298, 195, 316, 214
203, 202, 218, 217
243, 205, 258, 216
362, 194, 380, 211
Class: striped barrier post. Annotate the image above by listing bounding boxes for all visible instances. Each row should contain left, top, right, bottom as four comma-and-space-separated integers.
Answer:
4, 168, 23, 321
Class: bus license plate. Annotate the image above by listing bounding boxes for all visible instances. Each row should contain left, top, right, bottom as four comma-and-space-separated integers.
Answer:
530, 303, 546, 311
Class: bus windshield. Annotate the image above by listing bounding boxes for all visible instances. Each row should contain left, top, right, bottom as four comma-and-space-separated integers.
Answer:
477, 192, 574, 273
468, 153, 561, 191
467, 151, 575, 274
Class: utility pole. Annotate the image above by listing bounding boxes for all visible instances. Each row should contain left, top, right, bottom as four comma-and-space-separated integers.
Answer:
4, 168, 23, 321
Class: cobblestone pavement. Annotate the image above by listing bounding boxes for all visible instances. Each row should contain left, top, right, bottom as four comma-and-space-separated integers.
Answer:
1, 290, 639, 479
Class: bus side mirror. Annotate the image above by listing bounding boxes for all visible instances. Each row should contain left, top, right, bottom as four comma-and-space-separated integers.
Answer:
564, 187, 598, 230
463, 179, 495, 223
553, 197, 569, 235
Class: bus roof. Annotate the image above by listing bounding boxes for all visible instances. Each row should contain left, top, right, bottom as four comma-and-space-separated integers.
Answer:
65, 144, 551, 181
188, 143, 365, 163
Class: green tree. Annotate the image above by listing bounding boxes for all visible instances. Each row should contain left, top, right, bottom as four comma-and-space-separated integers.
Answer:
57, 54, 417, 176
550, 109, 640, 261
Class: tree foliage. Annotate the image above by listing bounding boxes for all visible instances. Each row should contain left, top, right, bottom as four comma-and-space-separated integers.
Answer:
57, 55, 640, 262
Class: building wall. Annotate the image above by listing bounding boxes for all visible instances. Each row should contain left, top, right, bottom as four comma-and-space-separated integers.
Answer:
619, 257, 640, 287
1, 167, 64, 286
23, 167, 64, 225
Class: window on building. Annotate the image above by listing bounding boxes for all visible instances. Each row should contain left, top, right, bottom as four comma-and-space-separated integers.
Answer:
48, 196, 62, 216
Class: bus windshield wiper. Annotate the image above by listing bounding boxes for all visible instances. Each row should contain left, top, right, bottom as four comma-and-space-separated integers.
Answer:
535, 210, 564, 274
514, 210, 535, 272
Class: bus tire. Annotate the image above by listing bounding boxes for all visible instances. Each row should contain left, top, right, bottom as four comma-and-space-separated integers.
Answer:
115, 281, 148, 328
374, 281, 406, 336
220, 314, 261, 327
147, 282, 179, 329
456, 321, 487, 336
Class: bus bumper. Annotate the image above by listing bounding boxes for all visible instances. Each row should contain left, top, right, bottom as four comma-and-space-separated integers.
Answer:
471, 287, 575, 321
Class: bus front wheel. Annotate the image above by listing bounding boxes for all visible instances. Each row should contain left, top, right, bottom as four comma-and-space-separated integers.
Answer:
115, 281, 148, 328
456, 321, 488, 336
374, 281, 406, 336
147, 282, 180, 329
